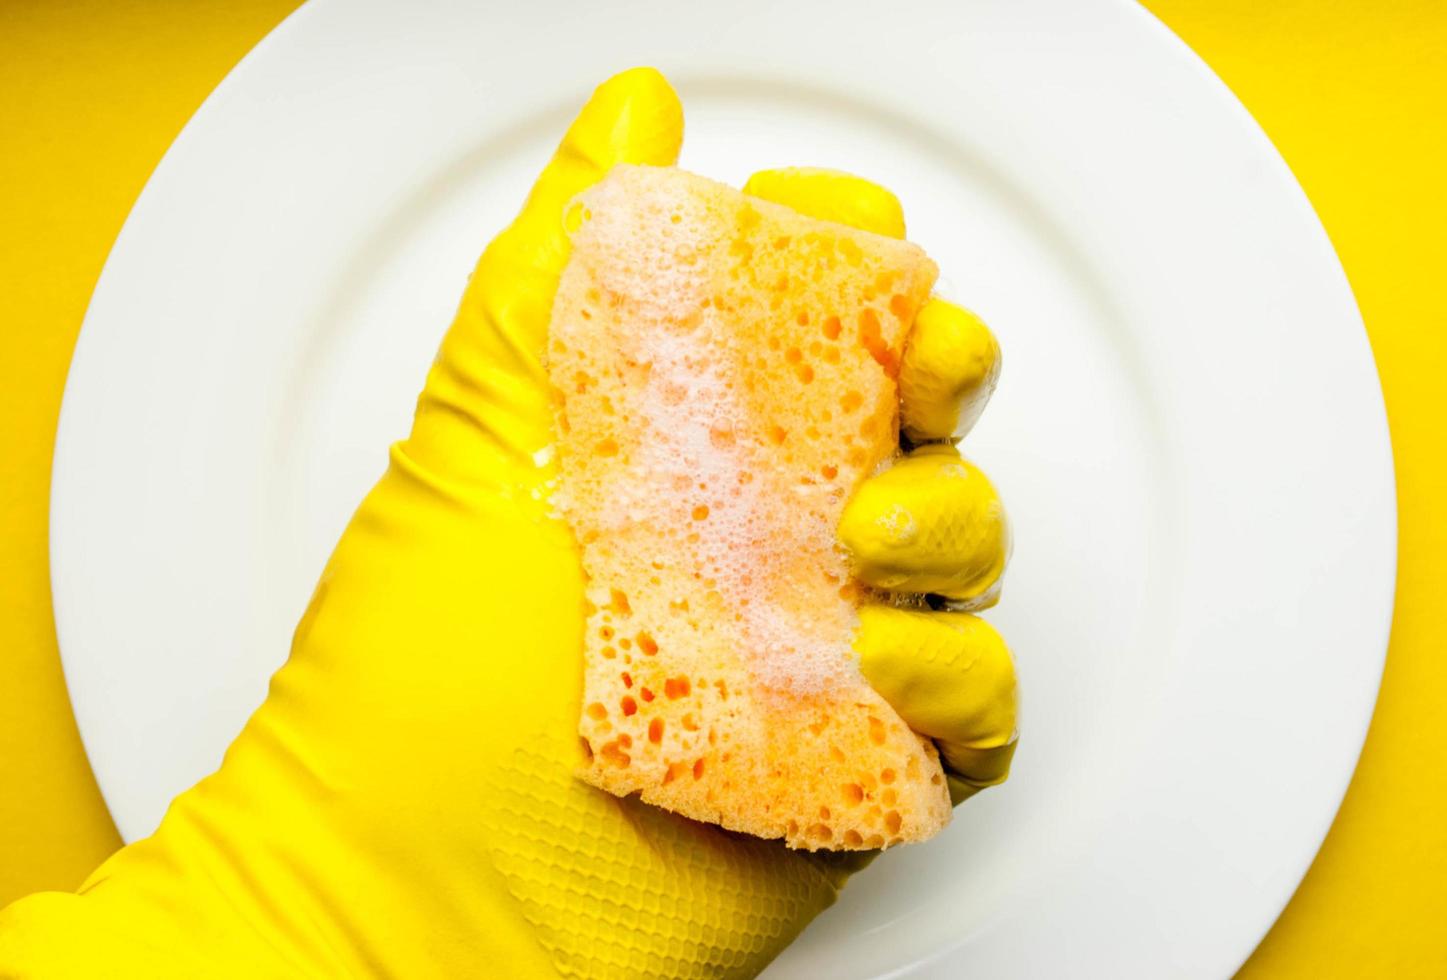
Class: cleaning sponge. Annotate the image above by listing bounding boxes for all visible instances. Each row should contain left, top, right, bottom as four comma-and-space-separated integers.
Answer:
550, 164, 950, 849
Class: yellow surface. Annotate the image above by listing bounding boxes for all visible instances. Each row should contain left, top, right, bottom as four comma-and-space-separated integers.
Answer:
0, 0, 1442, 974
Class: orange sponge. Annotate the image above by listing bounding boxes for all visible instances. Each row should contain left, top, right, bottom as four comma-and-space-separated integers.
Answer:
550, 165, 949, 849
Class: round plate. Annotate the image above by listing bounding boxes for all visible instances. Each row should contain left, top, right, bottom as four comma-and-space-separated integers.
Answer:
51, 1, 1395, 976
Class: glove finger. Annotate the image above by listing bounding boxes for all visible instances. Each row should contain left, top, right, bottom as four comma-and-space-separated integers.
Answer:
855, 605, 1018, 803
742, 167, 906, 239
899, 298, 1001, 443
838, 443, 1009, 605
407, 68, 684, 489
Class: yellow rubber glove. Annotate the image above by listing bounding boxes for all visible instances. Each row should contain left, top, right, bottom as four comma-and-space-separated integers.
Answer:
0, 69, 1015, 979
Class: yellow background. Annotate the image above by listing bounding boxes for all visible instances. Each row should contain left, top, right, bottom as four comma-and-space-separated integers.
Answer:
1, 1, 1442, 973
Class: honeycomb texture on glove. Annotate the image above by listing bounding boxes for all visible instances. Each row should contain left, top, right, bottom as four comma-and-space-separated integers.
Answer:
548, 164, 952, 850
480, 736, 847, 979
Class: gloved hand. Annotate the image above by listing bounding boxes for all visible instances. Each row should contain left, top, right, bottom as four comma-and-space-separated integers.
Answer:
0, 68, 1016, 979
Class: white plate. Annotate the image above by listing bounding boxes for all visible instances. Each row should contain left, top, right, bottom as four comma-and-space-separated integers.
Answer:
51, 1, 1394, 976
